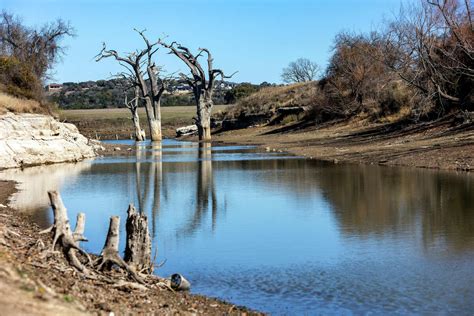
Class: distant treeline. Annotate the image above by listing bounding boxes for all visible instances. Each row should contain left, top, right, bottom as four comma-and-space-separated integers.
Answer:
48, 79, 277, 109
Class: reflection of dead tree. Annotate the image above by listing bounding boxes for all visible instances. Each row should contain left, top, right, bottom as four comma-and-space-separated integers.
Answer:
181, 143, 218, 235
149, 142, 162, 237
159, 40, 236, 141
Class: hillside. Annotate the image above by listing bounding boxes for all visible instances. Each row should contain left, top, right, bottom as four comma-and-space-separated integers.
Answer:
47, 78, 238, 109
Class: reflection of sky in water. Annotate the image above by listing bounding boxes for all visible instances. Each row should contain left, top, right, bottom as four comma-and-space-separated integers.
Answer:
1, 139, 473, 314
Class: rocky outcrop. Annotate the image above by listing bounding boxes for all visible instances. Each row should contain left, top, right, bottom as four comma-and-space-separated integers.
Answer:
0, 112, 99, 169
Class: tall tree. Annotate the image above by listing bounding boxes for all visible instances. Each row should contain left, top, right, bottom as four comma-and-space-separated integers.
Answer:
159, 41, 236, 141
281, 58, 321, 83
96, 30, 166, 141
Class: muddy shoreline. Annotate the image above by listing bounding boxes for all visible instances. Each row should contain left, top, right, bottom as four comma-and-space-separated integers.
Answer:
207, 117, 474, 172
0, 179, 261, 315
90, 114, 473, 172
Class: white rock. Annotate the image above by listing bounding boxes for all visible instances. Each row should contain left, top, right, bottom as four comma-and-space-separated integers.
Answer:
0, 112, 97, 170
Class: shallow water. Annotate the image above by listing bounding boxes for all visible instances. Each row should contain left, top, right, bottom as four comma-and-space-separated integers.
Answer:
2, 139, 473, 314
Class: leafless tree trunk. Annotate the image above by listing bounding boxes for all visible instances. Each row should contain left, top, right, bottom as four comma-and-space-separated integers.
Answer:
159, 41, 236, 141
96, 30, 169, 141
95, 216, 144, 283
40, 191, 91, 274
124, 204, 153, 274
125, 86, 146, 141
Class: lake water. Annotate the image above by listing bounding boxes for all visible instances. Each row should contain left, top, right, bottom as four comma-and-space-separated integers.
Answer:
1, 139, 473, 314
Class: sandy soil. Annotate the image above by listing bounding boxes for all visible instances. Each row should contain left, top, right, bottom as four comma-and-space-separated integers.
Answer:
0, 180, 261, 315
209, 115, 474, 171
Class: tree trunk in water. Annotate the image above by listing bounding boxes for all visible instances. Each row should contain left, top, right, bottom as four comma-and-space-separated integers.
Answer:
124, 204, 153, 274
197, 97, 212, 141
148, 118, 162, 142
133, 111, 146, 141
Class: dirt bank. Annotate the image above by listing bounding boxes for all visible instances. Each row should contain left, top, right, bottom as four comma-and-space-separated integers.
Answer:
0, 180, 260, 315
210, 115, 473, 171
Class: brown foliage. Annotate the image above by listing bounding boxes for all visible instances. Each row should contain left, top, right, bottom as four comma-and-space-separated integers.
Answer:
0, 10, 73, 108
0, 56, 42, 101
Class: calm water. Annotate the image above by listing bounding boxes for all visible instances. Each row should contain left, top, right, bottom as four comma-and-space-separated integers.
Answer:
1, 139, 474, 314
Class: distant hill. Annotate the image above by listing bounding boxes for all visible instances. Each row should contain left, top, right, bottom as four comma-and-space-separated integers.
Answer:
46, 78, 242, 109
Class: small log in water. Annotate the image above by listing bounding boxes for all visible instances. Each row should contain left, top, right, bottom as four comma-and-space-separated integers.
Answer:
124, 204, 153, 274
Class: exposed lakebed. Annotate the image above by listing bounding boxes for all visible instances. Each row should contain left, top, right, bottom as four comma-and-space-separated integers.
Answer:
1, 139, 473, 314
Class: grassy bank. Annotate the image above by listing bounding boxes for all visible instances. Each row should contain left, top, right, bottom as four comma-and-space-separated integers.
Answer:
59, 105, 229, 140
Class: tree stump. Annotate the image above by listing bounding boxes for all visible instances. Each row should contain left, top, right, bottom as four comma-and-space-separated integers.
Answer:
124, 204, 153, 274
41, 191, 91, 273
95, 216, 144, 284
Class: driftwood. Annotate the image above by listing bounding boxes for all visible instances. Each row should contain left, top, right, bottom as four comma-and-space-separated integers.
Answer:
95, 216, 144, 284
124, 204, 153, 274
40, 191, 91, 273
41, 191, 191, 290
176, 125, 198, 137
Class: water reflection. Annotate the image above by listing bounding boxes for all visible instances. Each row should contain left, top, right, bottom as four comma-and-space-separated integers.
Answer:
1, 139, 473, 314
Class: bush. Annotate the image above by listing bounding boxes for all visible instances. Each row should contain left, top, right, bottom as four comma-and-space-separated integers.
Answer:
0, 56, 42, 101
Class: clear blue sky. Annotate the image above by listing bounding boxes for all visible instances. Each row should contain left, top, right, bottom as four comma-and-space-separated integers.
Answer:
1, 0, 410, 84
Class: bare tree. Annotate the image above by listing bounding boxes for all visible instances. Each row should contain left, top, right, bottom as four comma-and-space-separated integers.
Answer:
96, 30, 167, 141
159, 41, 236, 141
384, 0, 473, 113
124, 86, 146, 141
281, 58, 321, 83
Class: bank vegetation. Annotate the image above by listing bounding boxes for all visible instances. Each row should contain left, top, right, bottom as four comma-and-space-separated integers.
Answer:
222, 0, 473, 129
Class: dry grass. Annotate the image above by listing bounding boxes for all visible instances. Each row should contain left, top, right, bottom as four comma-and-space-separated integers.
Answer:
225, 82, 318, 118
0, 92, 43, 114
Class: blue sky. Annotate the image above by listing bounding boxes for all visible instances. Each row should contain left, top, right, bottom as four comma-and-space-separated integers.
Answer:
1, 0, 409, 84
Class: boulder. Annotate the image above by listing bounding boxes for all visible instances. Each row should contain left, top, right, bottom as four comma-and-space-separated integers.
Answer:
0, 112, 98, 170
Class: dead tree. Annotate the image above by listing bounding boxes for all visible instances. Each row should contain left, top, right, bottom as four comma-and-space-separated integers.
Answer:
40, 191, 91, 273
96, 30, 168, 141
124, 204, 153, 274
95, 216, 144, 284
125, 86, 146, 141
159, 41, 236, 141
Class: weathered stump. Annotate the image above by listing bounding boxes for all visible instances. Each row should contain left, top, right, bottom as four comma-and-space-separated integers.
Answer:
124, 204, 153, 274
95, 216, 144, 283
40, 191, 91, 273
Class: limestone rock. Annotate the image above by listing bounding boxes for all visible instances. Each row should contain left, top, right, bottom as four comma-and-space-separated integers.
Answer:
0, 112, 97, 169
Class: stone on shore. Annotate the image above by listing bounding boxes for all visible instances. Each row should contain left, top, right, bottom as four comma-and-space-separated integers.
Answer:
0, 112, 99, 169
